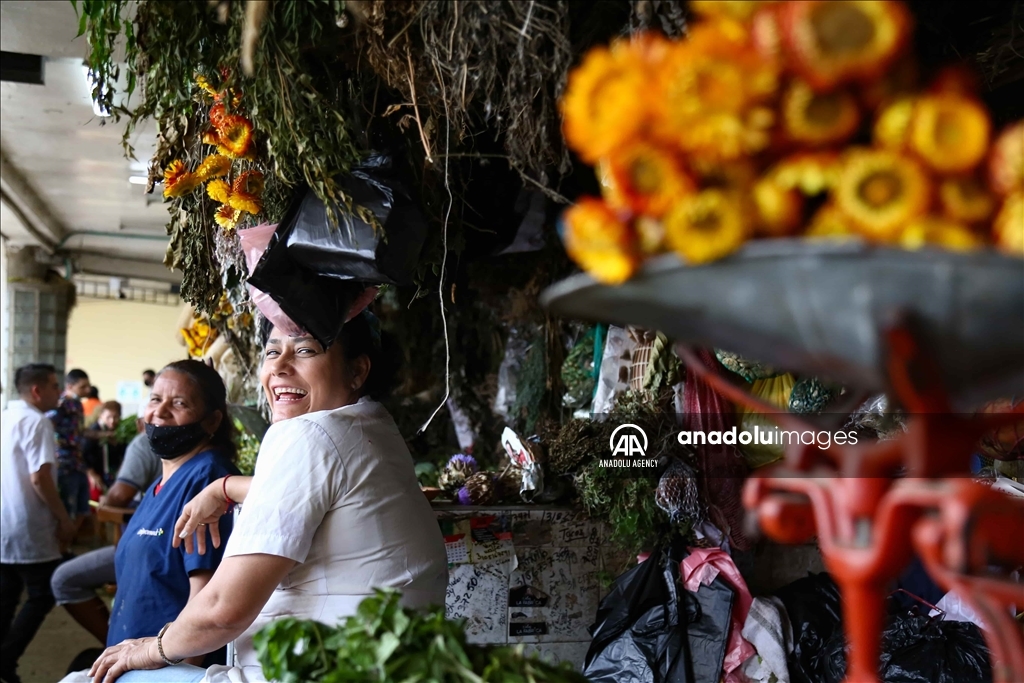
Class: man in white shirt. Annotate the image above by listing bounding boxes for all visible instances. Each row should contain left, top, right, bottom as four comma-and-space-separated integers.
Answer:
1, 363, 76, 683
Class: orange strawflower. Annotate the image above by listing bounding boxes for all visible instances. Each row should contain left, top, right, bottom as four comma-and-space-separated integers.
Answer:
216, 115, 255, 159
859, 54, 918, 110
209, 103, 229, 129
635, 216, 667, 255
227, 170, 263, 215
689, 158, 758, 192
232, 170, 264, 197
835, 148, 930, 242
873, 96, 916, 150
753, 175, 803, 236
228, 193, 262, 216
929, 65, 979, 97
214, 204, 241, 231
909, 94, 990, 175
560, 39, 650, 163
196, 74, 219, 98
781, 80, 860, 147
664, 189, 752, 264
899, 216, 981, 252
656, 21, 778, 162
194, 154, 232, 182
806, 204, 857, 240
988, 122, 1024, 197
994, 192, 1023, 257
562, 198, 640, 284
938, 176, 995, 225
769, 152, 841, 195
162, 160, 199, 198
601, 141, 695, 217
750, 4, 783, 62
689, 1, 776, 23
780, 0, 912, 91
206, 179, 232, 204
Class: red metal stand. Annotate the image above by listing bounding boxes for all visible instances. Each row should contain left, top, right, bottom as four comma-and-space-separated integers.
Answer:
676, 329, 1024, 683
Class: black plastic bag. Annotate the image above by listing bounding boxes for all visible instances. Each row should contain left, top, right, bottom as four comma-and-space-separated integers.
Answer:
822, 613, 992, 683
685, 576, 734, 683
584, 543, 688, 683
282, 154, 427, 284
248, 153, 427, 348
584, 543, 735, 683
778, 572, 991, 683
775, 572, 844, 683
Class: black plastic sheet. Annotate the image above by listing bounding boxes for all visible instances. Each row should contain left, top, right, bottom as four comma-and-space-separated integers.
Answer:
248, 154, 427, 348
776, 573, 991, 683
775, 572, 844, 683
822, 614, 992, 683
583, 543, 735, 683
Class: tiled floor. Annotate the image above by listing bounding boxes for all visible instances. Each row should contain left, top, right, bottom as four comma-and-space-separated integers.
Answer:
8, 541, 109, 683
17, 603, 99, 682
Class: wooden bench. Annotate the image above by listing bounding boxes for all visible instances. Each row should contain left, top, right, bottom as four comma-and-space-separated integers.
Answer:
94, 505, 135, 546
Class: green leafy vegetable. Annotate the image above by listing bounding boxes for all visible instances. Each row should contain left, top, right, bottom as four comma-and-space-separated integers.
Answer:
254, 590, 589, 683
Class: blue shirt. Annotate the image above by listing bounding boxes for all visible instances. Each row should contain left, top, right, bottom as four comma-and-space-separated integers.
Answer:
109, 449, 240, 647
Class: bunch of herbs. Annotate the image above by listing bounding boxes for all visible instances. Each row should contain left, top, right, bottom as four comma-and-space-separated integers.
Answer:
254, 590, 588, 683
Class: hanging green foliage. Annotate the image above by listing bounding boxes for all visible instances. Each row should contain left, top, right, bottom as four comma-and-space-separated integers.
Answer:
72, 0, 361, 209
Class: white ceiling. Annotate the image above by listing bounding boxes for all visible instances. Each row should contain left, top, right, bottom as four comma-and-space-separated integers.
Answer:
0, 0, 178, 284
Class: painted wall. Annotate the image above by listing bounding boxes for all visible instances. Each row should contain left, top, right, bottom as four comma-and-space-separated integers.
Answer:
0, 238, 8, 410
66, 298, 188, 416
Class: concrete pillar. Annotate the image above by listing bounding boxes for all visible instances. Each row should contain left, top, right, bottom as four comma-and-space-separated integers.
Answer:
2, 244, 74, 404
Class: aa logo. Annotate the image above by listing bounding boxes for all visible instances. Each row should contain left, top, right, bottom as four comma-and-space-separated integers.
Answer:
609, 424, 648, 457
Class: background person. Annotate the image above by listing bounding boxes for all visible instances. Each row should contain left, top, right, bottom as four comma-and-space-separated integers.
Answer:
80, 313, 448, 683
80, 388, 101, 425
46, 369, 101, 542
82, 402, 125, 491
142, 370, 155, 389
50, 432, 161, 648
104, 361, 240, 664
1, 364, 76, 683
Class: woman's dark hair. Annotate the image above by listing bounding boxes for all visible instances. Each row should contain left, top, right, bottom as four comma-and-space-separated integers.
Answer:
258, 310, 401, 400
337, 311, 402, 401
157, 360, 238, 462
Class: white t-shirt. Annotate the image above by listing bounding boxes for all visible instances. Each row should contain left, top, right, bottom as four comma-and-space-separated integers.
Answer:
1, 400, 61, 564
221, 397, 449, 679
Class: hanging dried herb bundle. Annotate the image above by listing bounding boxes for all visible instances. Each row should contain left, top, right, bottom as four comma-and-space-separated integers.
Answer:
359, 0, 574, 194
75, 0, 361, 206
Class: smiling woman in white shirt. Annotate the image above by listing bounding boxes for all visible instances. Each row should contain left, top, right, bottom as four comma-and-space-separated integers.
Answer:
79, 311, 448, 683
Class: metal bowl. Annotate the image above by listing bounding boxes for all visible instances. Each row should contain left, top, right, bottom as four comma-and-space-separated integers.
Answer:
540, 239, 1024, 410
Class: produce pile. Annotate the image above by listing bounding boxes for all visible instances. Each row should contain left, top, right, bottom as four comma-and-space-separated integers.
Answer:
559, 0, 1024, 285
254, 590, 588, 683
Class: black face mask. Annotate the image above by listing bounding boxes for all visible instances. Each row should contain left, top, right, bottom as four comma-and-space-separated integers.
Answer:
145, 422, 210, 459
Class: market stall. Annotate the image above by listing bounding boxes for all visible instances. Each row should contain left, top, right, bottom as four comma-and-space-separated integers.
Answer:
71, 0, 1024, 681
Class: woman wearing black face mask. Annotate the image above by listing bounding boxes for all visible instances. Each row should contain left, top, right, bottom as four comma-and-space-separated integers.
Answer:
105, 360, 240, 666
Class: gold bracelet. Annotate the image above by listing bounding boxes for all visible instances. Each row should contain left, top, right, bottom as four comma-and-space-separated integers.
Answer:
157, 622, 184, 666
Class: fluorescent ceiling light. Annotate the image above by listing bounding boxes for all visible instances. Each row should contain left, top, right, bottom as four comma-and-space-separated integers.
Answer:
81, 64, 111, 117
128, 175, 148, 185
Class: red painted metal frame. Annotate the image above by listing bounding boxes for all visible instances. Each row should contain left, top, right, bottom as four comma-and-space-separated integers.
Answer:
675, 334, 1024, 683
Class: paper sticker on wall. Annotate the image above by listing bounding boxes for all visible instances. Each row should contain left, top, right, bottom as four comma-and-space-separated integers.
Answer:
445, 534, 470, 565
510, 612, 549, 637
509, 585, 550, 607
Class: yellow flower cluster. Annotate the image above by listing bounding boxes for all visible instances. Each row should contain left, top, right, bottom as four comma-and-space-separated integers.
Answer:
161, 74, 265, 232
558, 0, 1023, 284
180, 316, 217, 359
208, 170, 264, 230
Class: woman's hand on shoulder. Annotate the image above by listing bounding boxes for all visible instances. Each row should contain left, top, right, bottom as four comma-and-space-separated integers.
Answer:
89, 637, 162, 683
173, 478, 229, 555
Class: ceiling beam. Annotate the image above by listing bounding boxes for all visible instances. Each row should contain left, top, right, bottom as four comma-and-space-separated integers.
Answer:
0, 151, 66, 251
73, 253, 182, 285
